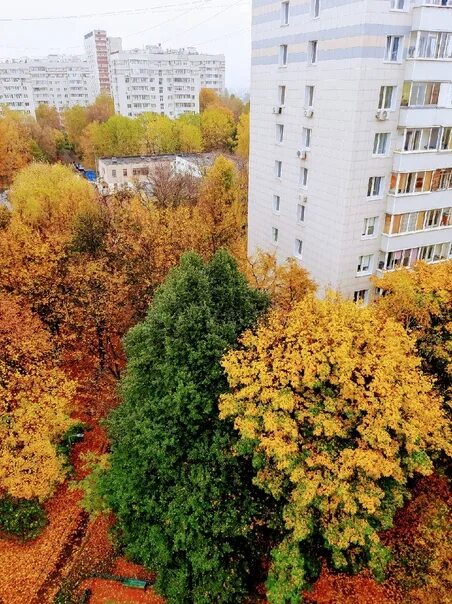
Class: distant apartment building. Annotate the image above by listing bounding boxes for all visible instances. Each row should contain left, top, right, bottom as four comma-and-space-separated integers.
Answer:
0, 32, 225, 119
248, 0, 452, 302
84, 29, 122, 98
110, 46, 225, 118
0, 55, 93, 114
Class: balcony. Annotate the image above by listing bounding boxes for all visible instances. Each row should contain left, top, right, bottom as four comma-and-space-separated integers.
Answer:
411, 5, 452, 31
386, 189, 452, 212
393, 150, 452, 171
399, 106, 452, 127
380, 226, 452, 252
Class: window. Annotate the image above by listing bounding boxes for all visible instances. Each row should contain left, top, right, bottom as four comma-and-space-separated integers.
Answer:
362, 216, 379, 238
357, 254, 373, 274
112, 169, 117, 178
399, 212, 418, 233
297, 203, 306, 223
385, 36, 403, 61
279, 44, 288, 67
281, 1, 290, 25
440, 127, 452, 151
373, 132, 389, 155
390, 0, 405, 9
275, 160, 282, 178
276, 124, 285, 144
389, 171, 438, 195
295, 238, 303, 258
378, 86, 395, 109
273, 194, 281, 213
302, 127, 312, 149
401, 81, 440, 107
408, 31, 452, 60
367, 176, 383, 198
403, 127, 440, 152
353, 290, 369, 303
312, 0, 320, 17
272, 227, 279, 243
123, 168, 127, 176
278, 85, 286, 106
301, 167, 308, 187
305, 85, 314, 107
425, 208, 442, 228
308, 41, 318, 64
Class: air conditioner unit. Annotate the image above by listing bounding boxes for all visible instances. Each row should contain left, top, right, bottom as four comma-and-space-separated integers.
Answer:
299, 194, 308, 203
297, 149, 307, 159
304, 108, 314, 118
272, 106, 282, 114
375, 109, 389, 121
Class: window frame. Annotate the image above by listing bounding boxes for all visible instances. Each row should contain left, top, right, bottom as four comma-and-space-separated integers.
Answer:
273, 194, 281, 214
294, 238, 303, 258
272, 226, 279, 244
378, 85, 395, 110
301, 167, 309, 188
367, 176, 384, 199
275, 160, 283, 178
362, 216, 379, 239
276, 123, 285, 144
312, 0, 320, 18
281, 1, 290, 26
305, 85, 314, 107
297, 203, 306, 223
279, 44, 288, 67
302, 127, 312, 149
357, 254, 374, 275
385, 35, 403, 62
308, 40, 318, 64
373, 132, 390, 155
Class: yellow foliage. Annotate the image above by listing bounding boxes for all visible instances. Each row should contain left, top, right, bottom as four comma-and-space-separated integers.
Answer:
0, 296, 75, 501
220, 293, 450, 567
10, 163, 97, 234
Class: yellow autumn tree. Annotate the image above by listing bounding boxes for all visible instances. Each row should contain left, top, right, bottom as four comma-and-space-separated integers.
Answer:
200, 106, 235, 151
243, 251, 316, 311
220, 294, 450, 603
0, 109, 32, 187
0, 295, 75, 501
374, 260, 452, 401
235, 112, 250, 160
10, 163, 97, 234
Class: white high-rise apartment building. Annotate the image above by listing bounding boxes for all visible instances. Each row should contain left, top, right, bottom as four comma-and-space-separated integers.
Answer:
110, 45, 225, 118
84, 30, 123, 98
249, 0, 452, 301
0, 55, 94, 114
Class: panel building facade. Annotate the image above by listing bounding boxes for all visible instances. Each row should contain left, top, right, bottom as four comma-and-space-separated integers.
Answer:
248, 0, 452, 300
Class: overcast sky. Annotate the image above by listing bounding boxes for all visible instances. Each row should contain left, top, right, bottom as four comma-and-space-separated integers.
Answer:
0, 0, 251, 93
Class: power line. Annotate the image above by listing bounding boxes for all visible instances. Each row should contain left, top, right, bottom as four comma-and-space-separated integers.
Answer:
161, 0, 247, 44
0, 0, 216, 22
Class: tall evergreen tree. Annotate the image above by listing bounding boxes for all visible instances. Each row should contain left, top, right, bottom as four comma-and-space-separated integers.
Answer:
98, 251, 270, 603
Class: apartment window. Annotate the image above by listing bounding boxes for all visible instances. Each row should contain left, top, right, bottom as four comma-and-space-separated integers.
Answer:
357, 254, 373, 275
273, 194, 281, 213
295, 238, 303, 258
272, 227, 279, 243
367, 176, 383, 198
302, 127, 312, 149
281, 1, 290, 25
425, 208, 442, 228
362, 216, 379, 238
403, 127, 440, 152
123, 168, 127, 177
373, 132, 390, 155
278, 85, 286, 106
390, 0, 405, 9
308, 40, 318, 64
378, 86, 395, 109
401, 81, 440, 107
275, 160, 283, 178
440, 127, 452, 151
305, 85, 314, 107
280, 44, 288, 67
353, 289, 369, 303
112, 169, 117, 178
399, 212, 418, 233
408, 31, 452, 60
297, 203, 306, 223
301, 167, 308, 187
385, 36, 403, 62
312, 0, 320, 17
276, 124, 285, 144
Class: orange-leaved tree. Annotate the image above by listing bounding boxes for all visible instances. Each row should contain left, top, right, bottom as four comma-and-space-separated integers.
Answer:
0, 109, 32, 187
374, 260, 452, 401
0, 295, 75, 501
220, 293, 450, 603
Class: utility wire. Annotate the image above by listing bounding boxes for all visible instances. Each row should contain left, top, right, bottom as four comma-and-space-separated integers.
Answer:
0, 0, 216, 22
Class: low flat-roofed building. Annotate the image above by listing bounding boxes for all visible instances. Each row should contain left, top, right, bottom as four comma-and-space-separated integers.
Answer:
97, 152, 220, 193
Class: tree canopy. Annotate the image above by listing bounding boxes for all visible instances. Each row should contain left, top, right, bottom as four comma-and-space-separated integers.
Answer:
96, 251, 270, 603
220, 293, 450, 603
